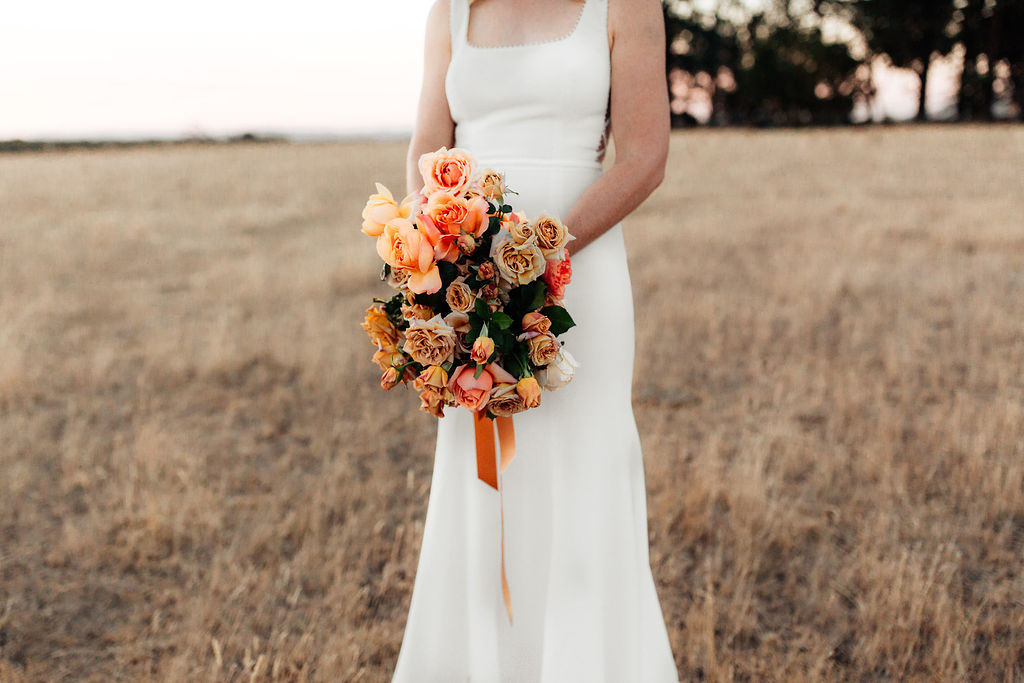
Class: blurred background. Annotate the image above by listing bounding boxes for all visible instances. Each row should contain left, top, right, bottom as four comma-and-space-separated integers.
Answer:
0, 1, 1021, 682
2, 0, 1021, 146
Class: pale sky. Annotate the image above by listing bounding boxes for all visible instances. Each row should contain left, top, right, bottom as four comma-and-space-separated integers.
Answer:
0, 0, 951, 140
0, 1, 432, 139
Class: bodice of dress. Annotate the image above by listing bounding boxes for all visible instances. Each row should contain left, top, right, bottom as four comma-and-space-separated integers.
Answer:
445, 0, 611, 168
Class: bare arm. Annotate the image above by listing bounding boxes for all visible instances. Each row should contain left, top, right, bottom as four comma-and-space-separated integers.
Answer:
407, 0, 457, 196
561, 0, 669, 256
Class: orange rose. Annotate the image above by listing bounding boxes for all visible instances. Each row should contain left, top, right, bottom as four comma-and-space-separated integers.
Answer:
361, 304, 399, 349
380, 367, 400, 390
372, 348, 406, 372
414, 364, 449, 392
418, 147, 476, 196
516, 376, 542, 409
471, 336, 495, 364
376, 217, 442, 294
542, 249, 573, 300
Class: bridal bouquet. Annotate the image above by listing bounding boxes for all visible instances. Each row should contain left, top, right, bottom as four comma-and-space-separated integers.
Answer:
359, 146, 579, 419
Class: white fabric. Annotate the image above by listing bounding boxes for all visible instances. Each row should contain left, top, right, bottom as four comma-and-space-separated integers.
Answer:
392, 0, 680, 680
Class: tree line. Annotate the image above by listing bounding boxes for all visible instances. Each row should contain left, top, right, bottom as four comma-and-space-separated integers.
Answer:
663, 0, 1023, 126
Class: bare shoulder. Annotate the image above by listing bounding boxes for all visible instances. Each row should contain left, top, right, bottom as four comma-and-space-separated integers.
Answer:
426, 0, 452, 48
608, 0, 665, 49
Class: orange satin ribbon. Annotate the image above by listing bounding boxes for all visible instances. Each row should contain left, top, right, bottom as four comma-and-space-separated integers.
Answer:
473, 410, 516, 624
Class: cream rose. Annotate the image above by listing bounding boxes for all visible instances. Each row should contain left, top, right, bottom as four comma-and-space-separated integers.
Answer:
535, 348, 579, 390
402, 314, 457, 366
490, 232, 546, 286
532, 213, 575, 259
445, 277, 475, 313
527, 332, 561, 366
479, 169, 507, 200
486, 382, 527, 417
507, 217, 537, 245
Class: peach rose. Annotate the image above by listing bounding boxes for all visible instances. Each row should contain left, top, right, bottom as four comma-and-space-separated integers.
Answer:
516, 376, 542, 409
425, 191, 489, 238
447, 363, 518, 413
532, 213, 575, 259
361, 183, 415, 237
486, 382, 526, 417
361, 304, 399, 350
490, 232, 546, 286
376, 217, 442, 294
402, 314, 457, 366
447, 364, 493, 412
527, 332, 561, 366
418, 147, 476, 196
445, 277, 475, 313
542, 249, 573, 300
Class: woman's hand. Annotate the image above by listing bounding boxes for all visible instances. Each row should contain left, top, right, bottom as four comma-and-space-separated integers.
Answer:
406, 0, 456, 196
562, 0, 669, 257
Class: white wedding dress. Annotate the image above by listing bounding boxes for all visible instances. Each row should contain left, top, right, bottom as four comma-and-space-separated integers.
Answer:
392, 0, 680, 680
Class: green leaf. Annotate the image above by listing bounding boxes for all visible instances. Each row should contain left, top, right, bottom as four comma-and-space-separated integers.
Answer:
491, 312, 513, 330
529, 280, 548, 310
540, 305, 576, 336
474, 297, 491, 320
473, 363, 485, 380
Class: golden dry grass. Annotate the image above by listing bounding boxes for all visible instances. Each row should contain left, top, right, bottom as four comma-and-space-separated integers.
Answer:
0, 124, 1022, 682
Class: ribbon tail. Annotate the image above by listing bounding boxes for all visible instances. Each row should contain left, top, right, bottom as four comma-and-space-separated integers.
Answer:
474, 409, 498, 490
499, 471, 514, 624
473, 410, 515, 624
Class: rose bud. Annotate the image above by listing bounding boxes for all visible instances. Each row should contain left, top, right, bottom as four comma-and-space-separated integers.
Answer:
481, 283, 498, 300
471, 336, 495, 364
521, 311, 552, 335
477, 262, 496, 280
457, 234, 476, 254
381, 367, 400, 390
516, 376, 542, 409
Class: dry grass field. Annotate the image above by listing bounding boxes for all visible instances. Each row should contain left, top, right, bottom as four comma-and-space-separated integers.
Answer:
1, 124, 1022, 682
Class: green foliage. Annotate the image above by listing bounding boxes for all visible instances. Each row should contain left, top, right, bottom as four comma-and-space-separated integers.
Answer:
539, 305, 576, 337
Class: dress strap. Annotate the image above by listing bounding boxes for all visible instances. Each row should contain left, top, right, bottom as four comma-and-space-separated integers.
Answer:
449, 0, 469, 52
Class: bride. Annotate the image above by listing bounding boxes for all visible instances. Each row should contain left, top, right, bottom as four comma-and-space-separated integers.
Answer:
392, 0, 679, 680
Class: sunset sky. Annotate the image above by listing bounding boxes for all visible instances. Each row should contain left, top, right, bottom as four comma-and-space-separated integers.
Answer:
0, 0, 957, 140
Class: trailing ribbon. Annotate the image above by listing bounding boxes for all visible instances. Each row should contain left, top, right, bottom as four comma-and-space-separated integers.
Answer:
473, 410, 516, 624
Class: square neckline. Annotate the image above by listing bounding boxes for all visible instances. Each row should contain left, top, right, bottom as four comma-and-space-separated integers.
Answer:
463, 0, 589, 50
